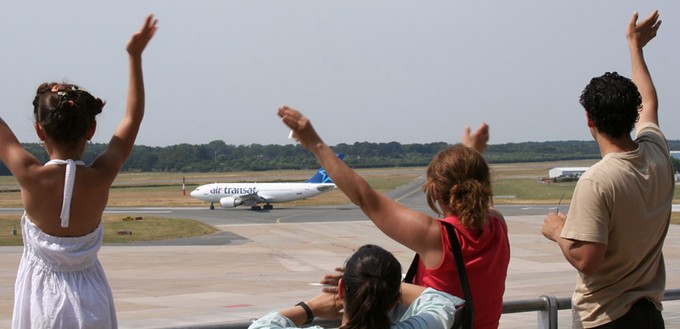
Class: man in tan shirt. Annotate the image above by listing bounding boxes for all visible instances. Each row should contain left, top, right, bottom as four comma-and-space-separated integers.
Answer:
542, 10, 673, 329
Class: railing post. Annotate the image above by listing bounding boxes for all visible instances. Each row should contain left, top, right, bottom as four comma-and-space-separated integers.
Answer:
538, 295, 559, 329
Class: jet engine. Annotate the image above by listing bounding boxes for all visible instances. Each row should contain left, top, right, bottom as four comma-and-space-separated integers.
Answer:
220, 197, 242, 208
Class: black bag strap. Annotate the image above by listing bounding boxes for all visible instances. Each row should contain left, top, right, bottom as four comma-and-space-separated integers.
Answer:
402, 221, 474, 329
442, 221, 474, 329
403, 251, 420, 283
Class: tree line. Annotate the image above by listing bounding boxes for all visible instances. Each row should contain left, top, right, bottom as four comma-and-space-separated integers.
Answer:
2, 139, 680, 175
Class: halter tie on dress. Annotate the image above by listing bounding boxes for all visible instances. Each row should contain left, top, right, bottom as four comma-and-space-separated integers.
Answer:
45, 159, 85, 228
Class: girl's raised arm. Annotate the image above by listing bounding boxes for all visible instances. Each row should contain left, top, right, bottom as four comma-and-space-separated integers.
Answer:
0, 118, 41, 182
94, 15, 157, 175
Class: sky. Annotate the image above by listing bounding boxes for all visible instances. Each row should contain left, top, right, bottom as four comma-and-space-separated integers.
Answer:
1, 1, 679, 147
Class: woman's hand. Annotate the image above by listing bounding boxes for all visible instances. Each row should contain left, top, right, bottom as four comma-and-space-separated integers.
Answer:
461, 122, 489, 153
320, 267, 343, 295
305, 291, 343, 320
277, 105, 324, 151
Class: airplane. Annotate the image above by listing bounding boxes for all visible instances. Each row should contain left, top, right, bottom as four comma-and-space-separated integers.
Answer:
190, 157, 342, 210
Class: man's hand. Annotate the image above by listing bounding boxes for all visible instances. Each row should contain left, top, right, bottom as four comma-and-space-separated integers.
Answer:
626, 10, 661, 49
542, 212, 566, 242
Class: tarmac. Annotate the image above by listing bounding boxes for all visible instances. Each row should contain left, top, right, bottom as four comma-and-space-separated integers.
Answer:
1, 196, 680, 328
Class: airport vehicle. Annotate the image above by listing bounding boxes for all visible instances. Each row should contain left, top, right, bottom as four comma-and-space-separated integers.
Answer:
190, 163, 339, 210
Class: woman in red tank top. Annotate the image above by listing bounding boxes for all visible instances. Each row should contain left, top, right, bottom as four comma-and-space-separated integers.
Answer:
278, 107, 510, 329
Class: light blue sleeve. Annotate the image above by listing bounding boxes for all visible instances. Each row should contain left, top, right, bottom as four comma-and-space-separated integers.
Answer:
247, 311, 325, 329
395, 288, 464, 329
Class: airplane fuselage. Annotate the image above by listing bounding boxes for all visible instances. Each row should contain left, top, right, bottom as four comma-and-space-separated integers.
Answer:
190, 182, 336, 209
191, 158, 341, 210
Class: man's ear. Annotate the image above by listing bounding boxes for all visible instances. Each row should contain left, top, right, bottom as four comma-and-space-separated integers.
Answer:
586, 112, 595, 128
34, 123, 46, 141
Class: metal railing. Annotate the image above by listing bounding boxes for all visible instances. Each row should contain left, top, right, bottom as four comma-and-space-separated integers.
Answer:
502, 295, 571, 329
165, 288, 680, 329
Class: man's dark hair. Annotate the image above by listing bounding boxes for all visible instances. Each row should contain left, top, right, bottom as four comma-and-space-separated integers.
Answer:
579, 72, 641, 139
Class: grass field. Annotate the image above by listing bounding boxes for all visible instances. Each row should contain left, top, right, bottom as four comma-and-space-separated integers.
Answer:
490, 159, 596, 204
0, 214, 218, 246
0, 160, 678, 246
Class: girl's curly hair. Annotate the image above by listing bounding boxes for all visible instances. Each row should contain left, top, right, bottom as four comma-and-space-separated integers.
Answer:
33, 82, 105, 145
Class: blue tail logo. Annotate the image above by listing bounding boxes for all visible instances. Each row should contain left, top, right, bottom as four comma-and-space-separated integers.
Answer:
305, 153, 344, 184
306, 169, 333, 184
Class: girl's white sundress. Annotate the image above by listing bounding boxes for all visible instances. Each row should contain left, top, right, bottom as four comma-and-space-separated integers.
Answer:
12, 159, 117, 329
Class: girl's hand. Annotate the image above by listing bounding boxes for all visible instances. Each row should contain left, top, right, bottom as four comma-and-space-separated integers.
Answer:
127, 14, 158, 58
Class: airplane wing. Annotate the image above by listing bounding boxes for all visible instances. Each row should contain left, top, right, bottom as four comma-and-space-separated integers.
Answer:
235, 192, 266, 205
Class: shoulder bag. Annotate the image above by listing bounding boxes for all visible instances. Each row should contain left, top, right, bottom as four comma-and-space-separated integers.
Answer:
403, 221, 474, 329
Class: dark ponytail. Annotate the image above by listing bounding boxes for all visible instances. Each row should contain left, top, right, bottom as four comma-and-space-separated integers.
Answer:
341, 245, 401, 329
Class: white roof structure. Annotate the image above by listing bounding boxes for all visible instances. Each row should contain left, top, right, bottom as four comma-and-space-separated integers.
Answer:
548, 167, 590, 178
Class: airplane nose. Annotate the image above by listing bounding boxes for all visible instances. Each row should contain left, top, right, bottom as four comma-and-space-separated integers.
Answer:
190, 189, 199, 197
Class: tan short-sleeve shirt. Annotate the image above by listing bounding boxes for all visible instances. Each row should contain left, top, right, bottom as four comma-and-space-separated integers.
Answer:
561, 123, 674, 328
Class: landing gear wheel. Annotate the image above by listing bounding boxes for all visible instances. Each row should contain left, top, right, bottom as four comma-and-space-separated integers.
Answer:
251, 206, 262, 211
263, 204, 273, 210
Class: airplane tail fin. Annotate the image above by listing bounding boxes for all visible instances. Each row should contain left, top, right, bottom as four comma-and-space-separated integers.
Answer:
305, 153, 345, 184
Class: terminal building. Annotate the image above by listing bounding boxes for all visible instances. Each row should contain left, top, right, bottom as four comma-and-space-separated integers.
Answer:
548, 167, 589, 180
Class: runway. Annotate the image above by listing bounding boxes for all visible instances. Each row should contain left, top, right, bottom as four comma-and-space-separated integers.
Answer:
0, 177, 567, 249
120, 175, 568, 226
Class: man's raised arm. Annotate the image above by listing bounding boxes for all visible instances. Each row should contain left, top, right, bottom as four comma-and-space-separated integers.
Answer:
628, 10, 661, 129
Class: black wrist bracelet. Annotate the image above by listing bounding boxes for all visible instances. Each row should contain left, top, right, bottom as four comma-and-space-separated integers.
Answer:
296, 301, 314, 325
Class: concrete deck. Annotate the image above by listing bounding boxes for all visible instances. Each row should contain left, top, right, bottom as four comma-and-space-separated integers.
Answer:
1, 214, 679, 328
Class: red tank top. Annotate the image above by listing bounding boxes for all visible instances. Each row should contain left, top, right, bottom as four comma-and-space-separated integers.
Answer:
413, 215, 510, 329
